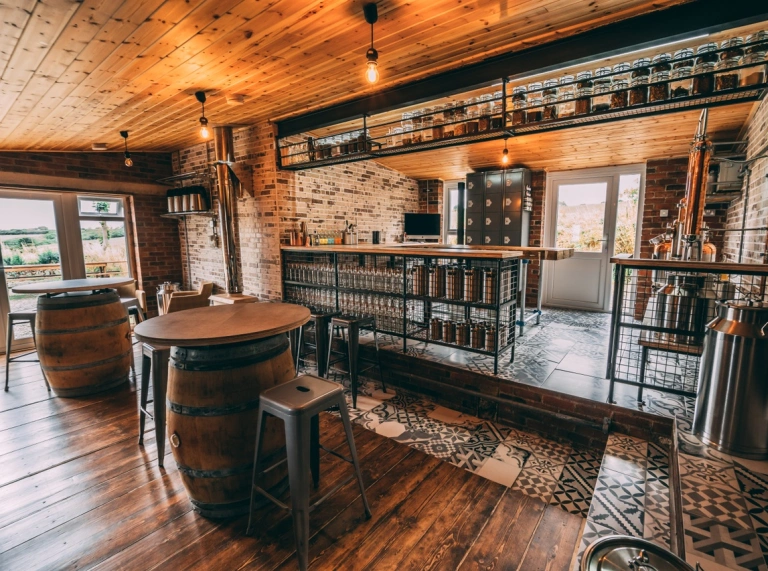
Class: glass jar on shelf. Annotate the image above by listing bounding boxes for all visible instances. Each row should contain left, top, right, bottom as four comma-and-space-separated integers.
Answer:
422, 108, 434, 142
574, 71, 593, 115
401, 112, 413, 145
412, 113, 423, 144
649, 53, 671, 102
358, 129, 370, 152
715, 37, 744, 91
629, 58, 651, 106
491, 91, 504, 129
557, 74, 575, 117
670, 48, 694, 98
610, 78, 629, 109
478, 94, 492, 131
465, 98, 479, 134
692, 42, 718, 96
526, 82, 543, 122
443, 105, 455, 137
454, 102, 467, 136
510, 86, 527, 125
741, 31, 768, 87
542, 79, 558, 120
592, 66, 612, 112
612, 61, 631, 83
391, 126, 403, 147
432, 106, 445, 139
329, 136, 340, 157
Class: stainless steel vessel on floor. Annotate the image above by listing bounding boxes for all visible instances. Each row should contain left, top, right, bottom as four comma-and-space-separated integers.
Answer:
693, 299, 768, 459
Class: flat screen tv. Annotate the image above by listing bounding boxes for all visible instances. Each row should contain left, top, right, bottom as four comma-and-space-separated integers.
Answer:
404, 213, 440, 239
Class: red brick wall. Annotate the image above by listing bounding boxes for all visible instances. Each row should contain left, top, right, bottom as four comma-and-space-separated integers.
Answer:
0, 151, 181, 315
526, 170, 546, 307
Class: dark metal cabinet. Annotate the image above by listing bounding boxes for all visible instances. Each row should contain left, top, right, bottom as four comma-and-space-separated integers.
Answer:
463, 168, 531, 247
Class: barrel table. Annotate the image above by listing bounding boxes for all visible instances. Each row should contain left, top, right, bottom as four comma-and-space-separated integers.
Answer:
12, 278, 135, 397
134, 302, 310, 518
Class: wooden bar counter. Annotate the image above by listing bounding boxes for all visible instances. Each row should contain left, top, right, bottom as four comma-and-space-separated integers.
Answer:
134, 302, 310, 518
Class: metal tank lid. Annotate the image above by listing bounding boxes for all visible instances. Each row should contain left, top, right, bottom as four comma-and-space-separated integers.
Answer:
713, 299, 768, 331
581, 536, 695, 571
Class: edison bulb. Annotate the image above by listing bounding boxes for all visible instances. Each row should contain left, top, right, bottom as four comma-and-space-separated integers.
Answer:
502, 149, 509, 165
200, 125, 210, 139
365, 60, 379, 84
124, 155, 133, 167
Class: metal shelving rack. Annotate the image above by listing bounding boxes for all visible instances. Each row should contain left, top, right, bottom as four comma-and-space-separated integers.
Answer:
281, 250, 518, 374
276, 38, 768, 170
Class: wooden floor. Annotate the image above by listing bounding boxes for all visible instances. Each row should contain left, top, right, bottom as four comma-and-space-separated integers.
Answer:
0, 345, 584, 570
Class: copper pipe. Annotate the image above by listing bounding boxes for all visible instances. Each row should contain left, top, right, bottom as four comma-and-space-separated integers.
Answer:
682, 110, 711, 240
213, 126, 241, 294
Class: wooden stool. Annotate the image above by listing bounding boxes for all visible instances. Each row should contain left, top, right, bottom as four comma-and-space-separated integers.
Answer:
139, 342, 170, 467
246, 374, 370, 571
326, 315, 385, 409
4, 311, 49, 392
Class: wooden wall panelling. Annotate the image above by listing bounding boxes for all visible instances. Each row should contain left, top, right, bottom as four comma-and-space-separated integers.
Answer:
0, 0, 690, 152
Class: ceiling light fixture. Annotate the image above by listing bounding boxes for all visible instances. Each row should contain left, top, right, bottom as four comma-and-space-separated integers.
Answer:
195, 91, 209, 139
501, 137, 509, 165
120, 131, 132, 167
363, 3, 379, 84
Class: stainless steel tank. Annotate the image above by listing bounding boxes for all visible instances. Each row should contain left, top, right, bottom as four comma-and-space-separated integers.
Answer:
693, 299, 768, 459
581, 535, 694, 571
652, 273, 709, 344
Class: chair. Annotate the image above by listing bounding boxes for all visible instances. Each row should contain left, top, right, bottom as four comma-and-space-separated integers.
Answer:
246, 375, 370, 571
5, 311, 50, 392
326, 315, 385, 409
165, 281, 214, 314
116, 280, 147, 323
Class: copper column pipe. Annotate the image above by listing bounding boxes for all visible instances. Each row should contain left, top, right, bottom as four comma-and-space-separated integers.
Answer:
213, 126, 241, 294
681, 109, 712, 260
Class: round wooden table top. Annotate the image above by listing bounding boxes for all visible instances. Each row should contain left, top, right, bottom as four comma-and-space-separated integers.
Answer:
133, 302, 310, 347
11, 277, 135, 295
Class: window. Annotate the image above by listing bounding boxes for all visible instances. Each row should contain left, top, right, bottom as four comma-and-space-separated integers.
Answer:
77, 195, 131, 278
443, 181, 462, 245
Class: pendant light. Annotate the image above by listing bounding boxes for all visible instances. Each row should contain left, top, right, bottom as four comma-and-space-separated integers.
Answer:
501, 136, 509, 165
120, 131, 133, 167
195, 91, 209, 139
363, 3, 379, 84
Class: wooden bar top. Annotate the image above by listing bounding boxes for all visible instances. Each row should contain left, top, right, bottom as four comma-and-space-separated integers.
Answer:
396, 244, 575, 261
611, 257, 768, 276
280, 244, 535, 260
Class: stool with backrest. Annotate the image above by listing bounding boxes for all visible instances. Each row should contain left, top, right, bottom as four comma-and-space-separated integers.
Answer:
246, 374, 370, 571
326, 315, 385, 409
138, 341, 170, 467
5, 311, 49, 392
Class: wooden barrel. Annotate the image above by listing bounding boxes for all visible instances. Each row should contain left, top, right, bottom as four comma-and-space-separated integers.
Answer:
36, 290, 132, 397
167, 334, 294, 518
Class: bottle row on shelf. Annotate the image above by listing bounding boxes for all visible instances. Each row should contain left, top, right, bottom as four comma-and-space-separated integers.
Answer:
426, 318, 508, 352
279, 33, 768, 166
409, 264, 514, 305
284, 263, 405, 294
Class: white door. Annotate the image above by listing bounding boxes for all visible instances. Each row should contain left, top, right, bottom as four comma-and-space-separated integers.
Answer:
543, 167, 644, 312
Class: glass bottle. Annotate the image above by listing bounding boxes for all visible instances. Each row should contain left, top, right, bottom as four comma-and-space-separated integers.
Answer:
511, 86, 527, 125
443, 105, 455, 137
592, 66, 612, 112
526, 82, 543, 122
692, 42, 718, 96
741, 31, 768, 87
715, 37, 744, 91
432, 105, 445, 139
557, 74, 575, 117
491, 91, 504, 129
453, 101, 467, 136
542, 79, 558, 120
574, 71, 593, 115
412, 113, 423, 144
670, 48, 694, 98
422, 108, 434, 142
629, 58, 651, 106
401, 112, 413, 145
649, 53, 671, 102
478, 94, 492, 131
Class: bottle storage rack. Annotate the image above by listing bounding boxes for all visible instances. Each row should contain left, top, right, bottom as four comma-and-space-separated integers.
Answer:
276, 37, 768, 170
282, 250, 519, 374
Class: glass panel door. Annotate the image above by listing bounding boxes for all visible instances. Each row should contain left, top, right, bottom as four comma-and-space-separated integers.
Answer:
77, 196, 131, 278
0, 196, 62, 350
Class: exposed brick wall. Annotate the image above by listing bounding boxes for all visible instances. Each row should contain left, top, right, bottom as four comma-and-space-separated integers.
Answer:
0, 151, 182, 315
174, 122, 420, 299
527, 170, 546, 307
724, 96, 768, 267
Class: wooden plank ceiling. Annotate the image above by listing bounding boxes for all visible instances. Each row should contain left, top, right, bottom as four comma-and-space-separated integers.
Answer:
0, 0, 689, 153
375, 102, 756, 178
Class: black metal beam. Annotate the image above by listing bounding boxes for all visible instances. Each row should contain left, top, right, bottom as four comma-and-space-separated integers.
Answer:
276, 0, 768, 137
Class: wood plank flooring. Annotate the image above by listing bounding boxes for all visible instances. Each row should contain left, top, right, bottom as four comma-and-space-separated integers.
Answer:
0, 345, 584, 570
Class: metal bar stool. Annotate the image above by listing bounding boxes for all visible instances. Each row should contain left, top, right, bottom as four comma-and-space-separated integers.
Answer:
294, 311, 340, 378
246, 374, 371, 571
138, 342, 170, 467
325, 315, 385, 409
5, 311, 49, 392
